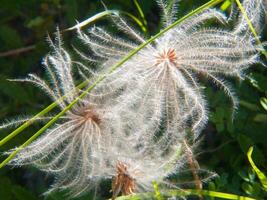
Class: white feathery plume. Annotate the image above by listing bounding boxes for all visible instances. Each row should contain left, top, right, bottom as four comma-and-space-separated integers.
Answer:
105, 138, 216, 199
156, 0, 179, 27
4, 33, 122, 198
1, 0, 264, 198
234, 0, 266, 36
107, 142, 183, 199
86, 5, 262, 143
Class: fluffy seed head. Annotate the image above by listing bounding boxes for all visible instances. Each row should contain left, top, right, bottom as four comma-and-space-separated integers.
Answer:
2, 0, 265, 198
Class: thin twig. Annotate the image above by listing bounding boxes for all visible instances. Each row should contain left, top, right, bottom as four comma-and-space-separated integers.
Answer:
0, 45, 35, 58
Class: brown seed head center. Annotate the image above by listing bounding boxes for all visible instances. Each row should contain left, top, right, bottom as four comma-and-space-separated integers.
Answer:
77, 108, 102, 124
156, 48, 177, 64
112, 161, 136, 199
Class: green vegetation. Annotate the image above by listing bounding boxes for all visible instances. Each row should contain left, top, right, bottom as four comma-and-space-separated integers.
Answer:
0, 0, 266, 199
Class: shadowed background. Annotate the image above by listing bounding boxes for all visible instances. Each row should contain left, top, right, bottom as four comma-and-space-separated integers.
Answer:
0, 0, 266, 199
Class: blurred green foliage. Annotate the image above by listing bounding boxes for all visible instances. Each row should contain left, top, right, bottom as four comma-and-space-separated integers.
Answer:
0, 0, 266, 199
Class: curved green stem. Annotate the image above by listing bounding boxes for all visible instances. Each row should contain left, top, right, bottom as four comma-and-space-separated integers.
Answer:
247, 146, 267, 190
64, 10, 147, 33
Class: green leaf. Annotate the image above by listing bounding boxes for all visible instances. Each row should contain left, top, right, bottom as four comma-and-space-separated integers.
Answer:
239, 100, 260, 111
260, 98, 267, 111
238, 135, 253, 154
0, 25, 23, 49
27, 16, 45, 28
253, 114, 267, 123
238, 170, 250, 182
0, 177, 14, 200
247, 147, 267, 191
12, 185, 37, 200
64, 0, 78, 24
242, 182, 254, 195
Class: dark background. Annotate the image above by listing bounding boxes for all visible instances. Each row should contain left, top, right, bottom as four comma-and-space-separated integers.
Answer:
0, 0, 266, 199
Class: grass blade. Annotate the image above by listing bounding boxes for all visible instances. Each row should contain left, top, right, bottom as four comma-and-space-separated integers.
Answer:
133, 0, 148, 31
63, 10, 147, 33
168, 189, 256, 200
115, 189, 256, 200
235, 0, 267, 58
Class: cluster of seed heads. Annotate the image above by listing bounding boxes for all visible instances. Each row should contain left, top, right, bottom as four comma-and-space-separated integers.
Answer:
0, 0, 266, 199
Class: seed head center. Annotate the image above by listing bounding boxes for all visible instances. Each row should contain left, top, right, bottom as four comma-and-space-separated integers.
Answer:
157, 48, 177, 64
77, 108, 101, 124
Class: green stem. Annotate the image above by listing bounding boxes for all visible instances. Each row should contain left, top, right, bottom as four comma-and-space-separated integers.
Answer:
220, 0, 232, 11
167, 189, 256, 200
0, 11, 146, 147
0, 81, 88, 147
0, 78, 101, 168
235, 0, 267, 58
0, 0, 223, 168
115, 189, 256, 200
